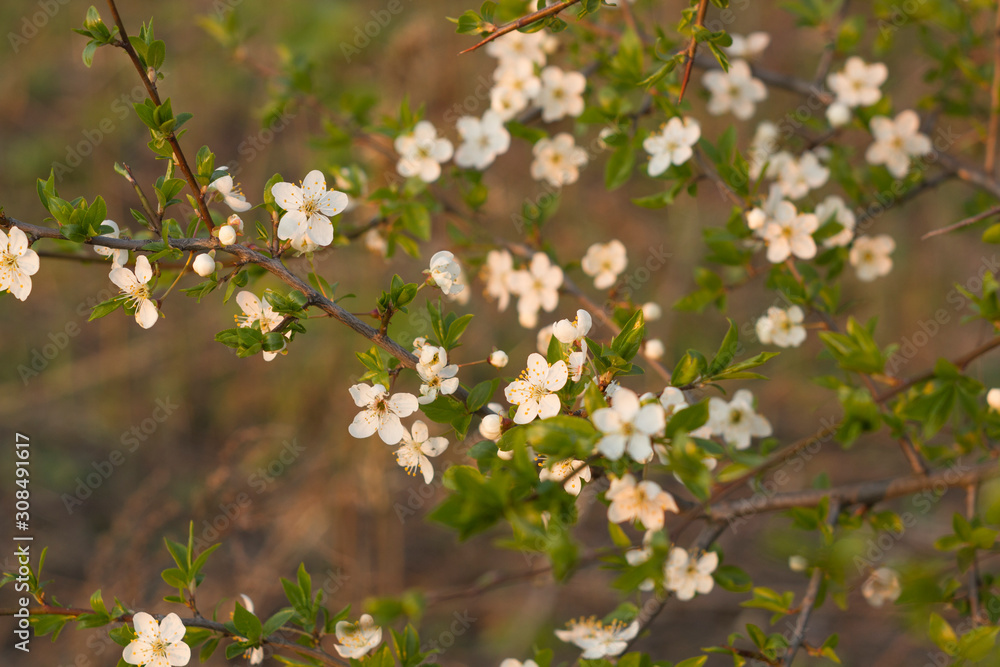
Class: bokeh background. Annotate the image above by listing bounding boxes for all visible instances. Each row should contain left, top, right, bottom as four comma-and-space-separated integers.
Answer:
0, 0, 997, 665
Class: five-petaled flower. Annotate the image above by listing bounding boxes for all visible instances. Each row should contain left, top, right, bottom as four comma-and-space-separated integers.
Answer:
664, 547, 719, 601
643, 117, 701, 176
707, 389, 772, 449
334, 614, 382, 659
504, 353, 568, 424
395, 121, 454, 183
554, 616, 639, 659
271, 170, 348, 248
762, 206, 818, 264
394, 420, 448, 484
530, 133, 588, 187
702, 59, 767, 120
865, 110, 932, 178
110, 255, 158, 329
0, 226, 40, 301
605, 473, 679, 531
581, 240, 627, 290
537, 66, 586, 122
427, 250, 465, 296
348, 383, 419, 445
592, 388, 666, 463
508, 252, 564, 328
454, 110, 511, 170
208, 172, 252, 212
849, 234, 896, 282
756, 306, 807, 348
539, 457, 592, 496
122, 611, 191, 667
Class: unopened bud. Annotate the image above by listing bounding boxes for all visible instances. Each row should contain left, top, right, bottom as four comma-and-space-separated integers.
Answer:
192, 251, 216, 277
489, 350, 509, 368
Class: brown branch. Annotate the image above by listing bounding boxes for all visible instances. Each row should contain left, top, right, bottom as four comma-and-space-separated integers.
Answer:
782, 500, 840, 665
677, 0, 709, 104
921, 203, 1000, 240
458, 0, 583, 55
986, 5, 1000, 175
876, 335, 1000, 403
106, 0, 215, 231
0, 606, 346, 666
707, 460, 999, 522
936, 151, 1000, 200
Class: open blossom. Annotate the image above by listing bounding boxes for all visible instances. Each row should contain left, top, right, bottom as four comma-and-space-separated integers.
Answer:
122, 611, 190, 667
828, 57, 887, 109
394, 420, 448, 484
395, 121, 453, 183
553, 309, 592, 347
703, 59, 767, 120
865, 110, 932, 178
236, 291, 285, 361
593, 388, 665, 463
777, 151, 829, 200
486, 30, 550, 65
416, 345, 460, 404
93, 219, 128, 267
110, 255, 158, 329
504, 353, 568, 424
746, 184, 791, 239
507, 252, 563, 328
334, 614, 382, 659
643, 117, 700, 176
530, 133, 588, 187
555, 617, 639, 659
606, 474, 679, 531
491, 58, 542, 120
756, 306, 807, 348
348, 383, 418, 445
0, 226, 40, 301
271, 170, 348, 247
567, 349, 587, 382
708, 389, 772, 449
537, 67, 586, 122
665, 547, 718, 601
725, 32, 770, 60
763, 205, 818, 263
815, 195, 856, 247
455, 111, 510, 170
849, 234, 895, 281
581, 240, 627, 289
208, 172, 252, 212
427, 250, 464, 296
862, 567, 902, 607
481, 249, 515, 311
539, 458, 592, 496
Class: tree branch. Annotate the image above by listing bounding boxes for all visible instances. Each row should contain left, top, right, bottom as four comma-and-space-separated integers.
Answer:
458, 0, 583, 55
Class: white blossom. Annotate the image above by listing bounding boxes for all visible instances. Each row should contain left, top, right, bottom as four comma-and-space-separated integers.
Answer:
489, 350, 509, 368
507, 252, 563, 328
394, 421, 448, 484
218, 224, 237, 246
109, 255, 158, 329
827, 57, 887, 109
865, 110, 932, 178
92, 219, 128, 267
862, 567, 901, 607
708, 389, 772, 449
504, 353, 568, 424
416, 345, 460, 404
481, 249, 515, 311
334, 614, 382, 659
208, 173, 252, 212
554, 617, 639, 659
486, 30, 549, 66
849, 234, 895, 281
537, 67, 586, 122
988, 388, 1000, 412
606, 474, 678, 531
236, 291, 285, 361
192, 251, 216, 277
530, 133, 588, 187
725, 32, 770, 60
479, 413, 504, 441
747, 121, 780, 180
271, 170, 348, 247
0, 226, 40, 301
664, 547, 718, 601
500, 661, 539, 667
777, 151, 829, 200
593, 389, 665, 463
762, 205, 818, 263
644, 338, 665, 360
815, 195, 856, 247
122, 612, 191, 667
491, 58, 542, 121
756, 306, 807, 348
455, 110, 511, 169
427, 250, 464, 296
553, 309, 592, 347
395, 121, 453, 183
539, 458, 592, 496
702, 60, 767, 120
348, 384, 419, 445
641, 302, 662, 321
581, 240, 627, 290
643, 117, 700, 176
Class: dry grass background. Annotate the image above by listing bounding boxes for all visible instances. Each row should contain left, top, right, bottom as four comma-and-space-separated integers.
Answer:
0, 1, 997, 664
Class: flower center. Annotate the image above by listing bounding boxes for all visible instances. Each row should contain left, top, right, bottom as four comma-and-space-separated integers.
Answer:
729, 408, 743, 425
149, 638, 169, 657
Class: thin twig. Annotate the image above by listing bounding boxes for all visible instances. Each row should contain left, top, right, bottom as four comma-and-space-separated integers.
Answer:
921, 203, 1000, 240
678, 0, 709, 104
967, 484, 982, 626
782, 500, 840, 665
458, 0, 583, 55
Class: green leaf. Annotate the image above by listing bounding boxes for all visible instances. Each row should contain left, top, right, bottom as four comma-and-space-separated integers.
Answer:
466, 379, 498, 414
928, 612, 957, 655
611, 310, 645, 361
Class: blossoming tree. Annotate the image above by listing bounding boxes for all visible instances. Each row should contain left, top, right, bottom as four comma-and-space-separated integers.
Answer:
5, 0, 1000, 665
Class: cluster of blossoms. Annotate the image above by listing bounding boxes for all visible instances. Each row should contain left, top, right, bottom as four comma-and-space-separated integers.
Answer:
480, 249, 564, 327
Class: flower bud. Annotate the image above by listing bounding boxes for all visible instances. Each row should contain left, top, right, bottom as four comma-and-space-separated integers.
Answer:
489, 350, 509, 368
644, 338, 665, 360
641, 302, 662, 321
219, 225, 237, 246
989, 388, 1000, 412
479, 414, 503, 441
826, 102, 850, 127
192, 251, 216, 277
226, 213, 244, 233
788, 555, 808, 572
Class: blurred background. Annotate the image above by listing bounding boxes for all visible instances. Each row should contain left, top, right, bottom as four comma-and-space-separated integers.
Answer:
0, 0, 997, 664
